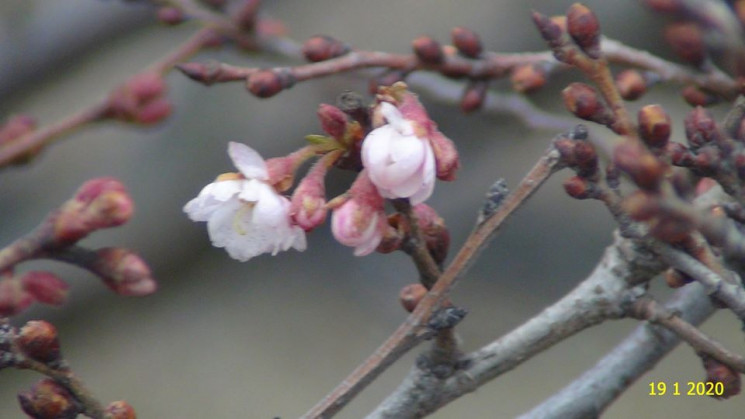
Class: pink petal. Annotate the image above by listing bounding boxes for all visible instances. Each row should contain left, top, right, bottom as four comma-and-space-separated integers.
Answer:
228, 142, 268, 180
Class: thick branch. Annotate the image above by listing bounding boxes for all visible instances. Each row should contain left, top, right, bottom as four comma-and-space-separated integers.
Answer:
518, 282, 714, 418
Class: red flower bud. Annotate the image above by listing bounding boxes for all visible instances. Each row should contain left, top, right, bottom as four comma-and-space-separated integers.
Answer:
317, 104, 348, 139
703, 356, 741, 399
17, 320, 61, 364
301, 35, 350, 63
615, 69, 648, 101
54, 178, 134, 244
105, 400, 137, 419
563, 175, 592, 199
20, 271, 69, 306
684, 106, 721, 149
566, 3, 602, 59
562, 83, 611, 124
511, 64, 547, 93
460, 81, 488, 113
638, 104, 671, 148
412, 36, 444, 64
613, 142, 666, 190
399, 283, 427, 313
665, 22, 706, 66
18, 379, 80, 419
91, 248, 157, 296
413, 203, 450, 264
451, 27, 482, 58
681, 85, 719, 107
246, 70, 295, 98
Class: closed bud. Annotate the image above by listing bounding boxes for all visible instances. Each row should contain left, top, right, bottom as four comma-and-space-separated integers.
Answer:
413, 203, 450, 264
615, 69, 647, 100
451, 27, 482, 58
563, 175, 593, 199
54, 178, 134, 244
566, 3, 601, 59
681, 85, 719, 107
666, 141, 693, 166
301, 35, 350, 63
702, 356, 741, 399
665, 22, 706, 66
247, 69, 295, 98
17, 321, 61, 364
20, 271, 69, 306
460, 81, 488, 113
429, 131, 460, 181
108, 72, 169, 125
573, 140, 598, 177
562, 83, 610, 123
613, 142, 665, 190
91, 248, 157, 296
399, 283, 427, 313
18, 379, 80, 419
638, 104, 671, 147
317, 104, 348, 139
412, 36, 444, 64
233, 0, 261, 30
663, 268, 694, 288
290, 158, 329, 232
684, 107, 721, 149
554, 137, 577, 166
531, 11, 565, 51
157, 6, 184, 25
105, 400, 137, 419
511, 64, 547, 93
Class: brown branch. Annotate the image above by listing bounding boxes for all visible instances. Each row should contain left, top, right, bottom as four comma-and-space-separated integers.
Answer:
369, 231, 663, 417
629, 295, 745, 373
302, 145, 562, 418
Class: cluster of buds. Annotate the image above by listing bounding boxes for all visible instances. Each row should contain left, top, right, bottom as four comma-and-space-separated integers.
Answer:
554, 125, 601, 200
106, 72, 172, 125
18, 378, 82, 419
0, 178, 156, 317
185, 83, 458, 262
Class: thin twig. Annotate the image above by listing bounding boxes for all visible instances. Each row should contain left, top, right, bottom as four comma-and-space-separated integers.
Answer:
302, 145, 562, 418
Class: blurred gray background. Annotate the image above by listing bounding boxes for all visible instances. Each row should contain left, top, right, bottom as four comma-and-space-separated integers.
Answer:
0, 0, 742, 417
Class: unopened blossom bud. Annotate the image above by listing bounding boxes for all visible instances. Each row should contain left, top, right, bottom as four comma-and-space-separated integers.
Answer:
451, 27, 482, 58
532, 11, 567, 62
247, 69, 295, 98
563, 175, 593, 199
615, 69, 648, 101
613, 142, 666, 190
18, 379, 80, 419
302, 35, 350, 62
566, 3, 601, 59
108, 72, 170, 125
233, 0, 261, 30
399, 283, 427, 313
554, 137, 577, 166
157, 6, 184, 25
53, 178, 134, 244
317, 104, 348, 139
105, 400, 137, 419
91, 248, 157, 296
290, 157, 331, 231
17, 321, 61, 364
684, 107, 721, 149
331, 172, 389, 256
682, 85, 719, 107
20, 271, 69, 306
563, 83, 610, 124
413, 203, 450, 264
0, 279, 34, 317
573, 140, 598, 177
665, 22, 706, 66
511, 64, 547, 93
638, 104, 671, 148
412, 36, 444, 64
702, 356, 741, 399
460, 81, 488, 113
666, 141, 694, 166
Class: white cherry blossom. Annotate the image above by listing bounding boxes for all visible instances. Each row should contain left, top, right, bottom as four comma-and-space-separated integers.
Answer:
184, 142, 306, 262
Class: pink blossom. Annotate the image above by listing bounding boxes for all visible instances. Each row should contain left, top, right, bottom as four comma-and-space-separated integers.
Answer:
330, 171, 388, 256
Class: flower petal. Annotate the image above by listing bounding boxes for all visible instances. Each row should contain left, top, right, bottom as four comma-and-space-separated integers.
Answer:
228, 142, 269, 180
183, 180, 243, 221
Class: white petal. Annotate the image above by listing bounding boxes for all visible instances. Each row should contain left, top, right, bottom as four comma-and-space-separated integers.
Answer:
408, 143, 436, 205
363, 128, 426, 188
184, 180, 243, 221
251, 184, 291, 227
228, 142, 269, 180
380, 102, 414, 136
